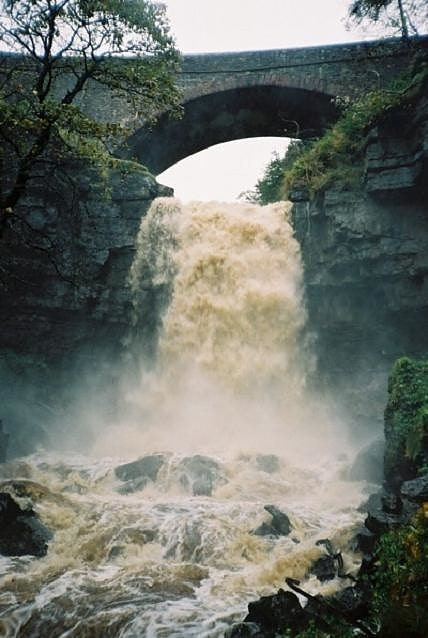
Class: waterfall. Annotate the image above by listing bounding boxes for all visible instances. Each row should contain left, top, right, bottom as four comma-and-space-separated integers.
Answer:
0, 198, 367, 638
126, 198, 329, 459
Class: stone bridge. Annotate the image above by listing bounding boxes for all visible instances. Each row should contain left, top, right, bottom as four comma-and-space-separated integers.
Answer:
120, 36, 428, 174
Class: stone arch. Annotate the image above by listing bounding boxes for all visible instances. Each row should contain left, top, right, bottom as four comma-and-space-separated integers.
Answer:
124, 85, 340, 175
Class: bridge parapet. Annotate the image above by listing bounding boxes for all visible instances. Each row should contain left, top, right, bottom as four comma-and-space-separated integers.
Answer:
178, 37, 428, 102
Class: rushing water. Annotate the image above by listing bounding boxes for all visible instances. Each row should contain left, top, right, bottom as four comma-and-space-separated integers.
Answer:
0, 199, 367, 637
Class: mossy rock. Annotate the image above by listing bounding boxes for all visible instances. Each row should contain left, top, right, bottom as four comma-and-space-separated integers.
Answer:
384, 357, 428, 488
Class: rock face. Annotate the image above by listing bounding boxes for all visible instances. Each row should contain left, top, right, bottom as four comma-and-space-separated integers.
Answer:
1, 161, 167, 361
178, 455, 225, 497
0, 492, 52, 557
401, 474, 428, 502
0, 159, 171, 455
291, 95, 428, 428
347, 438, 384, 483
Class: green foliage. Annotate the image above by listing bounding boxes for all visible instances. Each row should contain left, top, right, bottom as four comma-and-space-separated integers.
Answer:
384, 357, 428, 482
280, 61, 428, 200
0, 0, 181, 230
348, 0, 426, 39
372, 508, 428, 637
406, 406, 428, 463
242, 140, 313, 204
246, 63, 428, 205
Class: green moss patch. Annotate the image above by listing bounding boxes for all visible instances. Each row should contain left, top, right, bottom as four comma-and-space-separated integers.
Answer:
384, 357, 428, 486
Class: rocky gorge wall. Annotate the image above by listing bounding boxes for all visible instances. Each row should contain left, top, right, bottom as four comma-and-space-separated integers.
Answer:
0, 159, 170, 454
291, 93, 428, 429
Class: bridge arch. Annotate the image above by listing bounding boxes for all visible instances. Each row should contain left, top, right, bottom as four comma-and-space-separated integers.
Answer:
124, 85, 340, 175
115, 37, 428, 174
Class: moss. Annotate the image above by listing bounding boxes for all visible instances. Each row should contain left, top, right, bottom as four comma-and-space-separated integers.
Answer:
112, 158, 151, 176
384, 357, 428, 486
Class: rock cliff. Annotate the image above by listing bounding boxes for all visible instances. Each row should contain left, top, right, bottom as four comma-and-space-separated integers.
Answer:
0, 159, 170, 454
291, 94, 428, 428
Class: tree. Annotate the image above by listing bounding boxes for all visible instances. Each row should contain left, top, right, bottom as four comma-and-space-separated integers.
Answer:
242, 140, 313, 205
348, 0, 427, 39
0, 0, 181, 238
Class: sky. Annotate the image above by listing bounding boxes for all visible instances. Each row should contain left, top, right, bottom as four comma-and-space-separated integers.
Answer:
158, 0, 377, 201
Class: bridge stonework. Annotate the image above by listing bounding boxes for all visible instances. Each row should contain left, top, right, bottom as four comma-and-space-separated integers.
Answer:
119, 36, 428, 174
179, 38, 423, 100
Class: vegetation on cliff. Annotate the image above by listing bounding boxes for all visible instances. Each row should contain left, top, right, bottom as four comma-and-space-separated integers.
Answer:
372, 507, 428, 638
384, 356, 428, 485
249, 60, 428, 203
286, 504, 428, 638
0, 0, 181, 238
242, 140, 311, 205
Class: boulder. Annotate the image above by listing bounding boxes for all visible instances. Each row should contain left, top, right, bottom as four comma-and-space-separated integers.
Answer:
357, 489, 383, 513
0, 492, 52, 557
265, 505, 291, 535
115, 454, 165, 484
117, 476, 150, 495
178, 455, 224, 497
253, 505, 291, 537
309, 555, 337, 582
244, 589, 306, 634
192, 477, 213, 496
400, 474, 428, 502
253, 522, 278, 537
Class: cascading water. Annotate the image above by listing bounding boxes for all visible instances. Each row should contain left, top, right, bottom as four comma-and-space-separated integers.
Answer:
0, 199, 367, 637
127, 198, 313, 457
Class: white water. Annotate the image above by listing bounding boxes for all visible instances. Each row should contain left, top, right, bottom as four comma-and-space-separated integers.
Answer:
0, 199, 367, 637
